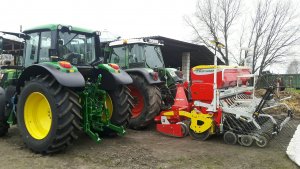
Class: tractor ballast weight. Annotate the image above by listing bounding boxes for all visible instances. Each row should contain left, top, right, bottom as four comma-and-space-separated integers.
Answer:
0, 24, 133, 154
155, 65, 293, 147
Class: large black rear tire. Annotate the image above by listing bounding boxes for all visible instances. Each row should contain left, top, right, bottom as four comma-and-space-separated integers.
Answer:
160, 83, 176, 110
17, 74, 82, 154
128, 74, 161, 129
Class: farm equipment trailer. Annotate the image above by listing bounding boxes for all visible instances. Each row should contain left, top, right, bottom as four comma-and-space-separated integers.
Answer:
102, 38, 182, 129
0, 24, 133, 154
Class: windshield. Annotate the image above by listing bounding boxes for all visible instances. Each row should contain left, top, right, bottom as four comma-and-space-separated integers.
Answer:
109, 44, 164, 68
144, 45, 164, 68
58, 31, 95, 65
128, 44, 144, 65
110, 46, 126, 68
109, 44, 145, 68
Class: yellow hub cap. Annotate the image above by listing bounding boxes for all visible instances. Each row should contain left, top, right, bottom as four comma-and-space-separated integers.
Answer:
24, 92, 52, 140
103, 94, 113, 120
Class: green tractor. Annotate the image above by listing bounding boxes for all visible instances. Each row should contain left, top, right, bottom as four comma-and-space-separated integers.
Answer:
102, 38, 183, 129
0, 24, 133, 154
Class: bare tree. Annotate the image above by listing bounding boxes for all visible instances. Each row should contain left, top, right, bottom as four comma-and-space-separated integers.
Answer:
186, 0, 299, 74
286, 59, 300, 74
240, 0, 300, 75
185, 0, 241, 65
235, 21, 248, 66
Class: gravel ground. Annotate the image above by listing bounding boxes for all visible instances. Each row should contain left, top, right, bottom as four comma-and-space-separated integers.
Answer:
0, 122, 298, 169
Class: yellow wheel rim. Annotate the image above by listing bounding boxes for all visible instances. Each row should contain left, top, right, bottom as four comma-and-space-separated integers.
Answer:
103, 94, 113, 120
24, 92, 52, 140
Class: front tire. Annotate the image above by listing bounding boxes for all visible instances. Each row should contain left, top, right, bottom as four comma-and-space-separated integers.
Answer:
17, 74, 82, 154
102, 86, 133, 136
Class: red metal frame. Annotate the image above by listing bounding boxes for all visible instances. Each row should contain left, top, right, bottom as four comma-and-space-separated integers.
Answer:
155, 66, 251, 138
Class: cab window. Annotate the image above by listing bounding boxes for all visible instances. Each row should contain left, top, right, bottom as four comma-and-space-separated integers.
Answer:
24, 33, 39, 67
110, 46, 126, 68
39, 31, 51, 62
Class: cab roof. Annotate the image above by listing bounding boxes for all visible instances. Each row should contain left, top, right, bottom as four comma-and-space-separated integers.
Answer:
23, 24, 95, 34
109, 38, 163, 47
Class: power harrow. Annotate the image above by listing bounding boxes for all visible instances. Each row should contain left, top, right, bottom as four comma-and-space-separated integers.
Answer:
155, 65, 293, 147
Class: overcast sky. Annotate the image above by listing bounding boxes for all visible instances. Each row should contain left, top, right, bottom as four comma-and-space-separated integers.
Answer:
1, 0, 298, 73
0, 0, 196, 41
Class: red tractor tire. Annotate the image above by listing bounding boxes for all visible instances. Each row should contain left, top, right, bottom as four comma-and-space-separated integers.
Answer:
128, 74, 161, 130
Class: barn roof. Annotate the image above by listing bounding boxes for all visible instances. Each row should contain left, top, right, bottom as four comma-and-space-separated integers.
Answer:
147, 36, 224, 68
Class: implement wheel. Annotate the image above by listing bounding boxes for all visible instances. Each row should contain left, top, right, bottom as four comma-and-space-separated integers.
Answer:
239, 135, 253, 147
17, 74, 82, 154
102, 86, 133, 136
223, 131, 237, 145
128, 74, 161, 129
176, 122, 189, 137
189, 126, 210, 141
255, 135, 268, 148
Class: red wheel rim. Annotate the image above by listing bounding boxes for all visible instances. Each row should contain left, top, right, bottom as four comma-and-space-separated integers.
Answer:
128, 85, 144, 118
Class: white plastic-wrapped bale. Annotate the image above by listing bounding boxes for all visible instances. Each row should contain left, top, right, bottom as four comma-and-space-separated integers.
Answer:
286, 124, 300, 166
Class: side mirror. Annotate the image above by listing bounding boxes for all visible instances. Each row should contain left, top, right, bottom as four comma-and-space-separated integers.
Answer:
0, 37, 3, 54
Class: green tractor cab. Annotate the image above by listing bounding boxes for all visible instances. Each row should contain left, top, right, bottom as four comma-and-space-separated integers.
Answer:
0, 24, 133, 154
102, 38, 183, 129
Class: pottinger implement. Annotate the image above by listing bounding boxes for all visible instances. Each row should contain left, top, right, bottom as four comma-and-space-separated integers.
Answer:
155, 42, 293, 148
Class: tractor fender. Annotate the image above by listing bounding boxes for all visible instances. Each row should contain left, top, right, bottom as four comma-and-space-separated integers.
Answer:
17, 64, 85, 93
97, 68, 133, 90
163, 68, 183, 83
125, 68, 163, 84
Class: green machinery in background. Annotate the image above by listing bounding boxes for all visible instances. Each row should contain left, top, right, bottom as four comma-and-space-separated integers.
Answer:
101, 38, 183, 129
0, 24, 133, 154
